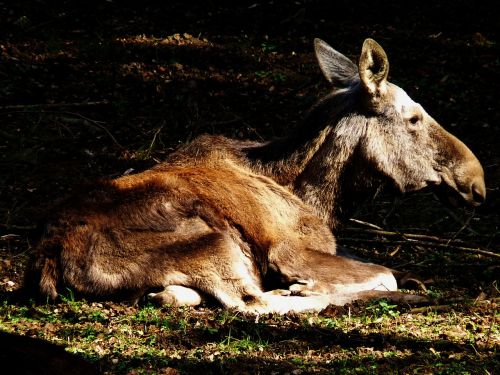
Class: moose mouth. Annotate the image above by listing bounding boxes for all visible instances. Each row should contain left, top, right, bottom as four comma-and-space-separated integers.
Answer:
381, 173, 484, 209
433, 180, 485, 209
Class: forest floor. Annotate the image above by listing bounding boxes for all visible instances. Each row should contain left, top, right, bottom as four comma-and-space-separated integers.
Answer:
0, 1, 498, 374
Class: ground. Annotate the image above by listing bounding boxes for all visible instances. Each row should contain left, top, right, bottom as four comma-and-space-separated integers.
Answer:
0, 1, 498, 374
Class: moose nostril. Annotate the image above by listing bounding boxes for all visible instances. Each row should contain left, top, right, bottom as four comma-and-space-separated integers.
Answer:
471, 182, 486, 205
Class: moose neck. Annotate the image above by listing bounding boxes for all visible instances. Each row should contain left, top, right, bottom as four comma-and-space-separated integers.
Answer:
246, 88, 384, 230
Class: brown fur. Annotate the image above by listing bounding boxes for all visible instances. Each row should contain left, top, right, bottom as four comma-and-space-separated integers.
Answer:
24, 39, 485, 314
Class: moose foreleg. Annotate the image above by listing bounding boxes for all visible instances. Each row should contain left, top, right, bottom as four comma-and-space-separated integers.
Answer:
269, 247, 428, 306
336, 246, 427, 292
270, 247, 397, 292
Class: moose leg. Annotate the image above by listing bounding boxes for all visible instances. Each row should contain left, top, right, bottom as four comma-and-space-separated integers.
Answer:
150, 231, 365, 314
140, 230, 288, 313
337, 245, 427, 291
270, 247, 398, 293
269, 246, 428, 305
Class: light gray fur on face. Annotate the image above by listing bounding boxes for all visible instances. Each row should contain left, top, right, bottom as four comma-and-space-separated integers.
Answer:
361, 82, 442, 192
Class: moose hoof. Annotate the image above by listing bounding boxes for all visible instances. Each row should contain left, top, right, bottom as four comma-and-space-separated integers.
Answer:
397, 273, 428, 292
264, 289, 292, 296
148, 285, 203, 307
289, 280, 326, 296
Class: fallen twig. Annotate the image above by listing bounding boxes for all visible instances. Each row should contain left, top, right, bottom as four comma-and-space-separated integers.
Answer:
339, 237, 500, 259
57, 111, 124, 150
410, 297, 500, 314
447, 210, 476, 243
0, 130, 22, 141
343, 227, 471, 245
409, 304, 454, 314
348, 218, 384, 230
0, 224, 37, 231
439, 203, 479, 236
342, 224, 498, 258
0, 234, 21, 240
0, 110, 124, 150
0, 101, 109, 111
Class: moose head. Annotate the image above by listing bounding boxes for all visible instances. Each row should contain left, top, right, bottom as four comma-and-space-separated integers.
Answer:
299, 38, 486, 224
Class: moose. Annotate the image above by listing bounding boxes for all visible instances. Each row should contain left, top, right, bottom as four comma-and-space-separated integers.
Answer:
24, 39, 485, 314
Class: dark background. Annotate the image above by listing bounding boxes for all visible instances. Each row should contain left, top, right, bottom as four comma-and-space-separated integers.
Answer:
0, 2, 499, 374
0, 0, 498, 295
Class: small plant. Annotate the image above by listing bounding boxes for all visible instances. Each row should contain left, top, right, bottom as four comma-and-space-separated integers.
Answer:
14, 15, 30, 29
218, 330, 268, 354
427, 286, 443, 300
316, 316, 339, 329
60, 288, 76, 303
89, 310, 108, 323
273, 72, 287, 82
35, 305, 60, 323
216, 309, 242, 325
366, 299, 400, 319
261, 41, 277, 53
133, 304, 163, 325
291, 357, 308, 370
82, 326, 98, 343
0, 302, 28, 323
255, 70, 272, 79
255, 70, 287, 82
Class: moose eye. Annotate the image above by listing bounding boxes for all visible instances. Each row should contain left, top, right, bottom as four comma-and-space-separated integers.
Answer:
408, 115, 420, 125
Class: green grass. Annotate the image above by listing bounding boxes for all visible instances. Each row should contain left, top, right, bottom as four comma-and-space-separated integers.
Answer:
0, 296, 498, 374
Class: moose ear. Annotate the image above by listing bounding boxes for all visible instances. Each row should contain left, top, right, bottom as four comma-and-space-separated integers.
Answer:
358, 38, 389, 95
314, 38, 358, 87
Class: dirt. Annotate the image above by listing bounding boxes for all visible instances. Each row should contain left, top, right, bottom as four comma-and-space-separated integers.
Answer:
0, 1, 499, 374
